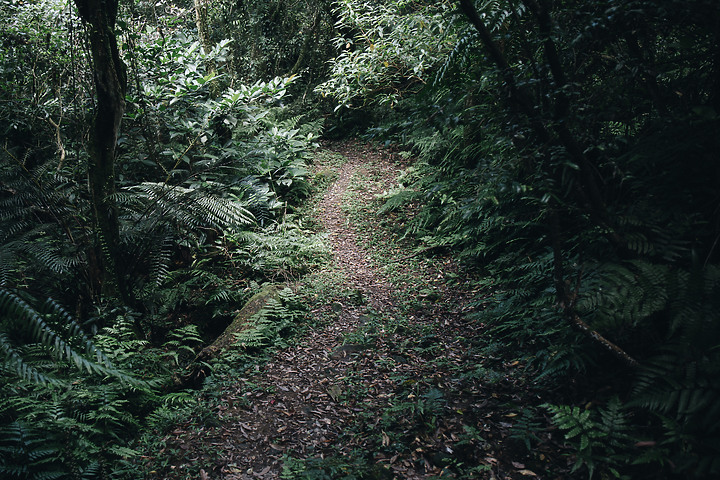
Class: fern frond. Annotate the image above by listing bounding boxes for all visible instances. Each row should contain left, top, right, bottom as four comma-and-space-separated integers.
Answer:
433, 30, 478, 86
0, 334, 63, 387
126, 182, 255, 232
148, 233, 174, 287
377, 188, 420, 215
0, 288, 145, 387
0, 421, 66, 480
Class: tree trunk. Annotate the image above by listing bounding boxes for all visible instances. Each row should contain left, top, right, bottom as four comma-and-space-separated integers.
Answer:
193, 0, 219, 95
73, 0, 129, 303
197, 284, 281, 361
289, 10, 321, 76
193, 0, 213, 55
173, 285, 282, 389
548, 210, 638, 368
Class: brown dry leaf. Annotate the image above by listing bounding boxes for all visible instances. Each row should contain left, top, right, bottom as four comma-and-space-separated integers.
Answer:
328, 384, 342, 401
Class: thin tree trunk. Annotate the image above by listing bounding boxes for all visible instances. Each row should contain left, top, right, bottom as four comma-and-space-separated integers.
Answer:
290, 10, 321, 76
549, 210, 638, 368
73, 0, 129, 303
193, 0, 219, 95
193, 0, 213, 55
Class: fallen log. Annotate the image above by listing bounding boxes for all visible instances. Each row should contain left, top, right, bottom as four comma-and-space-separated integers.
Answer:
172, 284, 281, 388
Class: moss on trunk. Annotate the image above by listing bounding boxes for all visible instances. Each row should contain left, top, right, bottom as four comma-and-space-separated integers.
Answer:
199, 284, 282, 360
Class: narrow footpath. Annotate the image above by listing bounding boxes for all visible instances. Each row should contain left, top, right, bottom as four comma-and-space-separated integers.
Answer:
155, 141, 562, 479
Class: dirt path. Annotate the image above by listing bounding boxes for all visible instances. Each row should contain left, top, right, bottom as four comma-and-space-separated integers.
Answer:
210, 142, 411, 479
313, 143, 397, 311
152, 141, 549, 479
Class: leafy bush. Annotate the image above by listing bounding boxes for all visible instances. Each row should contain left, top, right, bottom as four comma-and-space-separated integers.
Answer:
0, 3, 329, 478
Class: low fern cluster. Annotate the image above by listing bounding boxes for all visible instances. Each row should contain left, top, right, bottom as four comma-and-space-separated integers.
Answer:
225, 288, 305, 353
545, 398, 632, 478
228, 217, 330, 282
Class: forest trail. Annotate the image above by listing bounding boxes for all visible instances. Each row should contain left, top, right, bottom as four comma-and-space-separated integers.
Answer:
213, 142, 410, 479
313, 142, 397, 311
156, 141, 547, 479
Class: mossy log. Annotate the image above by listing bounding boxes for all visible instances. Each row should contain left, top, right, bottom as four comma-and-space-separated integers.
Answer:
198, 284, 281, 361
173, 284, 281, 388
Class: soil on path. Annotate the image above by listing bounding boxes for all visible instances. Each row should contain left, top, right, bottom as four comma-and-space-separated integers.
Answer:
212, 141, 424, 479
152, 141, 560, 480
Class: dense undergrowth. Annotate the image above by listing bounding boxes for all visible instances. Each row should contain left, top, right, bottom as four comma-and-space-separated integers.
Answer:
2, 0, 719, 478
0, 2, 327, 477
322, 1, 720, 478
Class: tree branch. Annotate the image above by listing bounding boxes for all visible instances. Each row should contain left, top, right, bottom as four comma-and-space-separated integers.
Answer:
549, 209, 637, 368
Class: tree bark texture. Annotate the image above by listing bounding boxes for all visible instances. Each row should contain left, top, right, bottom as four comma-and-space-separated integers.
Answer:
290, 10, 321, 76
193, 0, 220, 96
193, 0, 213, 55
174, 285, 282, 388
73, 0, 129, 303
197, 284, 281, 361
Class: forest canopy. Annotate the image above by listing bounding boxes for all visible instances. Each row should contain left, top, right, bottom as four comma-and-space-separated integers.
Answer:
1, 0, 719, 478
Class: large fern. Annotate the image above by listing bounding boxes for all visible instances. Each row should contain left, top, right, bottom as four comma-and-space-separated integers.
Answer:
0, 157, 88, 296
0, 421, 66, 480
229, 217, 330, 282
0, 288, 140, 386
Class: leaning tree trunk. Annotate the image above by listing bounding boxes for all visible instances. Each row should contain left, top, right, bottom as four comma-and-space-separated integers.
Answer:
193, 0, 213, 55
193, 0, 219, 96
73, 0, 130, 303
173, 284, 282, 389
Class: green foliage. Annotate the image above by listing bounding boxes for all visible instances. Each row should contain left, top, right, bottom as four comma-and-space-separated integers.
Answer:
0, 153, 91, 299
545, 398, 632, 479
1, 2, 330, 479
316, 0, 457, 109
229, 217, 330, 282
1, 3, 325, 308
247, 114, 321, 203
382, 384, 446, 430
508, 407, 543, 451
0, 288, 137, 386
0, 421, 66, 480
281, 453, 390, 480
213, 0, 337, 84
225, 287, 305, 352
0, 300, 160, 478
323, 0, 720, 477
0, 0, 91, 160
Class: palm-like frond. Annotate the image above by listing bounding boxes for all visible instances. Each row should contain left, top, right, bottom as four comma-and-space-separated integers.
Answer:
0, 159, 88, 292
124, 182, 254, 233
0, 287, 142, 386
0, 421, 66, 480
